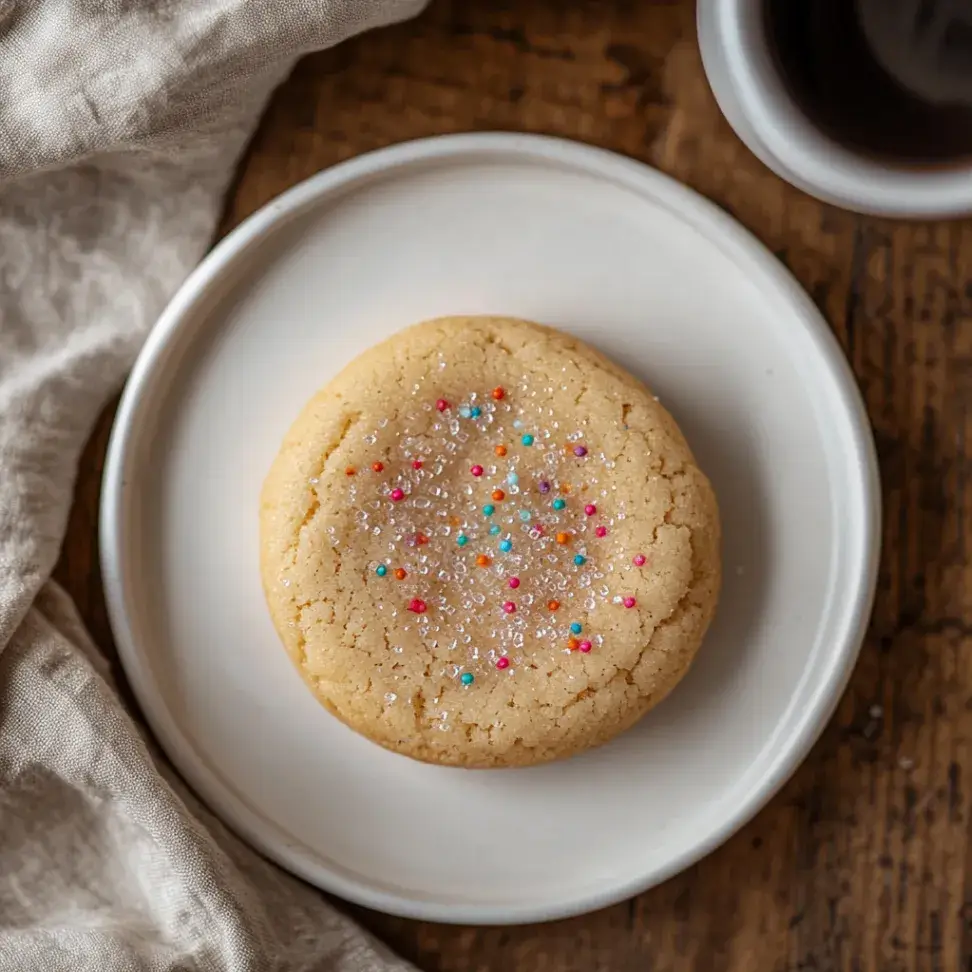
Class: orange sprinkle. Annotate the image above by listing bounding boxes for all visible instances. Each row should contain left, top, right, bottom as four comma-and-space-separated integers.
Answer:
476, 554, 492, 568
416, 533, 429, 546
394, 568, 407, 580
556, 532, 571, 545
548, 599, 560, 611
345, 466, 356, 476
567, 637, 580, 651
492, 489, 505, 502
371, 461, 384, 473
495, 444, 507, 457
449, 515, 461, 527
491, 387, 505, 400
560, 483, 572, 494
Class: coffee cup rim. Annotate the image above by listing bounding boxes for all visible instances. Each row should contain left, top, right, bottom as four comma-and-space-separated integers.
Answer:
703, 0, 972, 217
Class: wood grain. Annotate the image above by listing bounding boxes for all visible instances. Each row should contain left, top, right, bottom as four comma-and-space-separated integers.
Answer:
54, 1, 972, 969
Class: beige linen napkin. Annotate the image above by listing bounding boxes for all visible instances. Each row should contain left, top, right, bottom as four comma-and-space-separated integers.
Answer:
0, 2, 426, 969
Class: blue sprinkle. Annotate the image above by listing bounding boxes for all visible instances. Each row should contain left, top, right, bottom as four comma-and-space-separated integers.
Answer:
482, 504, 495, 516
518, 509, 531, 522
458, 405, 472, 418
460, 672, 474, 686
489, 525, 501, 535
513, 419, 524, 429
553, 498, 566, 510
375, 565, 387, 577
570, 622, 582, 635
499, 539, 513, 553
470, 406, 482, 418
521, 434, 534, 446
457, 534, 469, 547
507, 472, 519, 485
574, 554, 586, 566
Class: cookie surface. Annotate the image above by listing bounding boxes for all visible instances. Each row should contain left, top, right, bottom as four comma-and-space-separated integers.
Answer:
260, 316, 720, 767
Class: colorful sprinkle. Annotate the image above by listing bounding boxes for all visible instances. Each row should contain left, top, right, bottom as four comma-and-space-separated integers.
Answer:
470, 406, 482, 418
552, 498, 566, 511
556, 532, 571, 545
496, 657, 510, 670
489, 525, 501, 535
574, 554, 586, 566
513, 419, 524, 429
457, 534, 469, 547
476, 554, 492, 568
375, 565, 387, 577
482, 504, 495, 516
345, 467, 356, 476
507, 472, 519, 485
508, 576, 520, 589
521, 434, 534, 446
492, 387, 505, 400
502, 601, 517, 614
519, 509, 531, 522
461, 672, 475, 685
435, 398, 449, 412
623, 597, 637, 609
578, 640, 592, 653
567, 637, 580, 651
412, 459, 423, 469
584, 504, 597, 516
471, 464, 484, 477
407, 598, 427, 614
372, 461, 384, 473
595, 526, 608, 537
394, 568, 407, 580
633, 554, 646, 566
560, 483, 572, 494
570, 622, 582, 634
492, 489, 505, 501
414, 533, 430, 546
495, 444, 507, 457
459, 406, 472, 418
390, 488, 405, 502
499, 539, 513, 553
548, 600, 560, 611
538, 481, 551, 494
573, 446, 588, 457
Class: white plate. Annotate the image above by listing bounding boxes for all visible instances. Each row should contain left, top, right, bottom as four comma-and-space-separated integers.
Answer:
101, 133, 880, 925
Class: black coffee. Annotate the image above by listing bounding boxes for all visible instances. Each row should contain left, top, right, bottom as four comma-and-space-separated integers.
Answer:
763, 0, 972, 165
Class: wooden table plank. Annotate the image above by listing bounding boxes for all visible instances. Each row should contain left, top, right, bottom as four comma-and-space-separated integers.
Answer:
54, 1, 972, 969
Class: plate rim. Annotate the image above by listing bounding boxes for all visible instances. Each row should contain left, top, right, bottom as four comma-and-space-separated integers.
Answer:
100, 131, 881, 925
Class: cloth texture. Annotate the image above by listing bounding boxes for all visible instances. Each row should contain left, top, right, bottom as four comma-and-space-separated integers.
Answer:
0, 2, 427, 970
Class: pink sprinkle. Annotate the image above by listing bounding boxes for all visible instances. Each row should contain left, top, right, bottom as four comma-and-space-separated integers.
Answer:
502, 601, 516, 614
633, 554, 646, 566
595, 526, 607, 538
412, 459, 423, 469
573, 445, 588, 457
623, 597, 637, 609
407, 598, 427, 614
471, 464, 484, 477
578, 641, 592, 653
390, 488, 405, 502
584, 504, 597, 516
435, 398, 449, 412
508, 577, 520, 589
496, 657, 510, 670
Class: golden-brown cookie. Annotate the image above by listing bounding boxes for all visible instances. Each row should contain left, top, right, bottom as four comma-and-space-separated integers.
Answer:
260, 316, 720, 767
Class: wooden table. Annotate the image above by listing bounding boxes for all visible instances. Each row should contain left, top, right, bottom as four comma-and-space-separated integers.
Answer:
56, 2, 972, 969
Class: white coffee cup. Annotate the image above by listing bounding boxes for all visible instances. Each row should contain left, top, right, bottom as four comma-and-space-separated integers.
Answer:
697, 0, 972, 217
